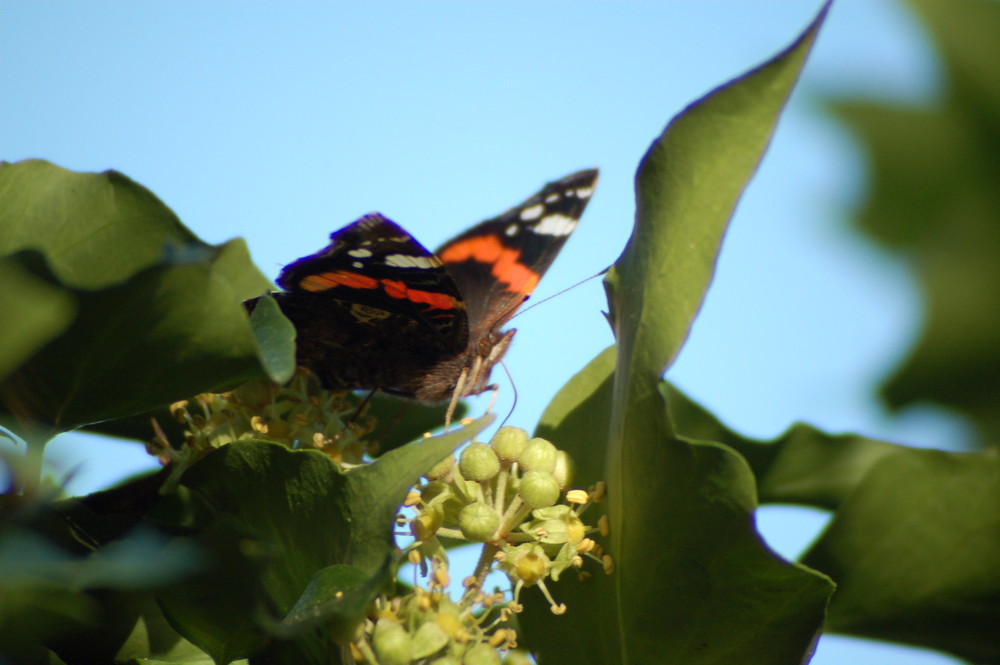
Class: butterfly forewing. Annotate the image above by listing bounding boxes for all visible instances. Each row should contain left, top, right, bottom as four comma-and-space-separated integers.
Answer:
435, 169, 598, 337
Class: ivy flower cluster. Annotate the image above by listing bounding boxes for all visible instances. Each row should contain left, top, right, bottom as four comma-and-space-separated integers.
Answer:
147, 377, 609, 664
149, 372, 371, 473
352, 426, 610, 664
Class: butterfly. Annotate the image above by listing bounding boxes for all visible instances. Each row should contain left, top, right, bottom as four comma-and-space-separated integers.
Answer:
246, 169, 598, 421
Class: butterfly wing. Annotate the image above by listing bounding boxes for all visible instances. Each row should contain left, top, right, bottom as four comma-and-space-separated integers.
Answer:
435, 169, 598, 337
269, 213, 469, 392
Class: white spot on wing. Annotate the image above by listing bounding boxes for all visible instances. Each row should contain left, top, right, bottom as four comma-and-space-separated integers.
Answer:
545, 193, 560, 203
533, 213, 578, 236
352, 261, 364, 269
384, 253, 440, 269
520, 203, 544, 221
575, 186, 595, 199
348, 248, 373, 258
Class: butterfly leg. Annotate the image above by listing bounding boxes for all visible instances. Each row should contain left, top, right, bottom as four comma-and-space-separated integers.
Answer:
444, 367, 470, 431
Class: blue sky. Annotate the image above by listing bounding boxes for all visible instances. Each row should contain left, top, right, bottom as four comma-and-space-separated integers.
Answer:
1, 2, 968, 663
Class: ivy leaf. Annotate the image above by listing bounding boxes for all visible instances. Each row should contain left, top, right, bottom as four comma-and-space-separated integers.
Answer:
156, 416, 490, 665
830, 0, 1000, 435
0, 160, 273, 434
802, 449, 1000, 662
525, 4, 835, 664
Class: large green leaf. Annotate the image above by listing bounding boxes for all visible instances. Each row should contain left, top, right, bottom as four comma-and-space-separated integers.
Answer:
830, 0, 1000, 436
523, 5, 836, 664
0, 160, 273, 433
156, 417, 490, 665
802, 449, 1000, 663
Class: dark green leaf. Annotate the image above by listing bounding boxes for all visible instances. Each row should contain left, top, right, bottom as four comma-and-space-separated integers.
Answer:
802, 449, 1000, 663
0, 160, 198, 290
157, 417, 490, 664
273, 561, 390, 643
0, 242, 270, 432
0, 160, 273, 434
830, 0, 1000, 435
526, 5, 835, 663
665, 383, 906, 510
0, 257, 76, 381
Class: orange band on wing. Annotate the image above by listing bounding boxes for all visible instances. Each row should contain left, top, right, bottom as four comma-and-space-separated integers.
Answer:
381, 279, 460, 310
439, 236, 540, 296
300, 270, 457, 310
299, 270, 380, 292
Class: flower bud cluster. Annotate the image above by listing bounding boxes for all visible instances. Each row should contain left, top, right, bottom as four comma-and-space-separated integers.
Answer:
352, 585, 519, 665
405, 426, 608, 618
149, 373, 372, 471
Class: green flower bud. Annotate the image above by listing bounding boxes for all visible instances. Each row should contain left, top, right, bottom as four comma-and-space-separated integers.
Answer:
464, 642, 503, 665
518, 469, 560, 508
411, 620, 449, 660
458, 502, 500, 542
459, 443, 500, 482
552, 450, 573, 489
425, 454, 456, 481
518, 437, 557, 472
430, 657, 461, 665
490, 426, 529, 462
373, 618, 413, 665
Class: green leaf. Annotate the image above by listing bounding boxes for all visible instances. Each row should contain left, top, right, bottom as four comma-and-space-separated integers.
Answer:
526, 5, 836, 664
157, 417, 490, 664
246, 294, 297, 385
529, 350, 834, 665
0, 244, 269, 432
0, 160, 198, 290
665, 383, 907, 510
829, 0, 1000, 435
0, 160, 274, 434
0, 257, 76, 381
801, 449, 1000, 662
273, 561, 389, 643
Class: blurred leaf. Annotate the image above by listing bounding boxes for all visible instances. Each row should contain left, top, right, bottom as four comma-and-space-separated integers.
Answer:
157, 417, 490, 664
0, 527, 200, 592
43, 591, 212, 665
801, 449, 1000, 663
364, 392, 465, 456
525, 6, 835, 663
0, 257, 76, 381
831, 0, 1000, 435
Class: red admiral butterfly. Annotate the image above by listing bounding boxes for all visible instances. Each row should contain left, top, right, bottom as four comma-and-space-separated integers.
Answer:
247, 169, 598, 418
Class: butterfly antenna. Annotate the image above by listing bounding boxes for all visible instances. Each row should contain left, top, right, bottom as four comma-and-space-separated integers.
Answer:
514, 266, 611, 319
497, 359, 518, 430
